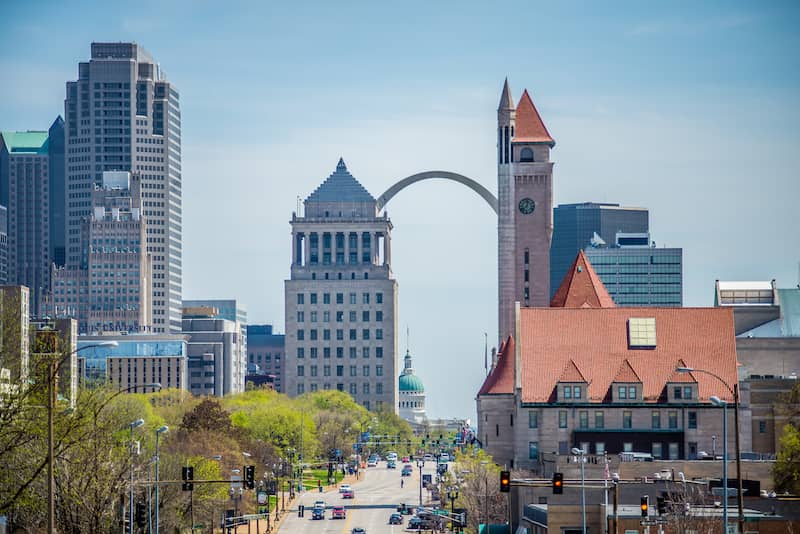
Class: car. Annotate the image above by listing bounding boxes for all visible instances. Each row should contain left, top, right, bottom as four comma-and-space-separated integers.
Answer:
342, 489, 354, 499
387, 460, 396, 468
332, 506, 346, 519
339, 484, 352, 493
439, 452, 450, 462
423, 454, 433, 462
352, 528, 366, 534
401, 465, 413, 476
389, 513, 403, 525
401, 456, 410, 463
311, 506, 325, 520
367, 459, 377, 467
386, 451, 398, 461
314, 500, 326, 508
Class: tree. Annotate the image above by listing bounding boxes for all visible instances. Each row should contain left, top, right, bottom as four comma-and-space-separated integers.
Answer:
773, 382, 800, 494
444, 449, 505, 532
181, 397, 233, 434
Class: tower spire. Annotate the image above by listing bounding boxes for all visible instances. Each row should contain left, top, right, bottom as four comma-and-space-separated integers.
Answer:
498, 77, 515, 111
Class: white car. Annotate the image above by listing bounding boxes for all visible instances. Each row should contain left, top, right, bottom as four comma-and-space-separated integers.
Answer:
367, 459, 377, 467
423, 454, 433, 462
439, 453, 450, 462
339, 484, 352, 494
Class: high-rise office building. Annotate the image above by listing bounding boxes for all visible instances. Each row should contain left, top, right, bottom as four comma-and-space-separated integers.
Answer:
48, 171, 151, 333
585, 233, 683, 307
0, 130, 55, 316
184, 299, 247, 389
182, 306, 244, 396
0, 205, 7, 285
246, 324, 285, 392
65, 42, 181, 333
48, 117, 66, 267
284, 159, 398, 412
0, 285, 30, 386
550, 202, 649, 299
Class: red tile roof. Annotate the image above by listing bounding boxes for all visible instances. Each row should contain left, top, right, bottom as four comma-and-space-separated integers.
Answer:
551, 251, 616, 308
477, 336, 515, 395
667, 361, 698, 383
613, 359, 642, 383
558, 360, 588, 383
517, 307, 738, 404
512, 89, 555, 146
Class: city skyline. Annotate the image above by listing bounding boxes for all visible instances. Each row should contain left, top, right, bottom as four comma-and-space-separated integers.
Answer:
1, 1, 799, 419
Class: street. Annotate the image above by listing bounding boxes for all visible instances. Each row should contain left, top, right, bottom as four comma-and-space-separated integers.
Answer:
278, 461, 444, 534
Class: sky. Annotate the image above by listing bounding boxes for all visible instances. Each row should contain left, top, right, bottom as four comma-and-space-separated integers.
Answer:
2, 0, 799, 421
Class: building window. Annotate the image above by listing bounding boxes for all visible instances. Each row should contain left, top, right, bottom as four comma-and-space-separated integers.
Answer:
595, 411, 604, 429
297, 348, 304, 358
520, 147, 534, 162
683, 386, 692, 400
623, 411, 632, 429
674, 387, 682, 399
652, 442, 662, 459
310, 293, 317, 304
349, 311, 357, 321
668, 442, 679, 460
376, 347, 383, 358
668, 411, 678, 429
297, 311, 304, 322
310, 347, 317, 358
618, 386, 627, 400
564, 386, 572, 399
297, 294, 304, 304
323, 365, 331, 377
688, 411, 697, 429
362, 365, 370, 377
349, 329, 357, 340
363, 383, 370, 395
297, 329, 304, 340
350, 365, 357, 377
363, 292, 370, 304
310, 311, 317, 322
362, 347, 369, 358
759, 421, 766, 433
309, 329, 317, 341
323, 311, 330, 322
350, 293, 357, 304
376, 311, 383, 322
529, 411, 538, 429
573, 386, 582, 399
349, 347, 357, 358
323, 329, 331, 340
595, 442, 605, 456
376, 329, 383, 340
349, 383, 357, 395
628, 386, 636, 400
336, 365, 343, 377
376, 292, 383, 304
336, 329, 343, 340
323, 293, 330, 304
652, 411, 661, 429
558, 410, 567, 428
362, 329, 370, 340
323, 347, 331, 358
297, 365, 304, 377
376, 383, 383, 394
376, 365, 383, 376
336, 311, 344, 322
579, 411, 588, 429
310, 365, 317, 377
336, 347, 343, 358
336, 293, 344, 304
297, 384, 304, 394
529, 442, 539, 460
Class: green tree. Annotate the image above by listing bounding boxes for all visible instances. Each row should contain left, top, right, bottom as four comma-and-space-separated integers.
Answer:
774, 424, 800, 494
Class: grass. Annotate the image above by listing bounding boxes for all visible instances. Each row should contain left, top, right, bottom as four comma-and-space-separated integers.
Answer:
301, 468, 344, 489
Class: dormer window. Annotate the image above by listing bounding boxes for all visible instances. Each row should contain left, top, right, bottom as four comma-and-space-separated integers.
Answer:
560, 384, 583, 401
617, 385, 637, 401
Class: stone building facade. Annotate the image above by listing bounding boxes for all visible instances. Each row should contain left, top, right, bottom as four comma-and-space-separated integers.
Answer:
284, 159, 398, 412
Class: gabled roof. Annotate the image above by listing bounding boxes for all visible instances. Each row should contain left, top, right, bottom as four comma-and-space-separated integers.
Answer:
512, 89, 555, 146
306, 158, 375, 203
477, 336, 515, 395
612, 359, 642, 383
0, 131, 49, 155
517, 307, 738, 403
666, 366, 698, 383
498, 78, 515, 111
551, 251, 616, 308
557, 359, 588, 383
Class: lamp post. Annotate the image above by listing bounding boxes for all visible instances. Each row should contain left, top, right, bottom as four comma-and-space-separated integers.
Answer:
46, 340, 119, 534
154, 425, 169, 534
572, 448, 587, 534
447, 486, 459, 532
711, 396, 729, 533
128, 419, 144, 534
677, 366, 743, 533
417, 458, 425, 509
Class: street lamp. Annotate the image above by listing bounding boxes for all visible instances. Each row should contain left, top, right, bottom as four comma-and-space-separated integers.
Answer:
677, 366, 743, 533
128, 419, 144, 534
47, 339, 119, 534
711, 396, 730, 533
417, 458, 425, 508
154, 425, 169, 534
447, 486, 459, 532
572, 448, 587, 534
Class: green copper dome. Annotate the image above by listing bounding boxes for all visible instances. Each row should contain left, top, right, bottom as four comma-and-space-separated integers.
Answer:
399, 373, 425, 393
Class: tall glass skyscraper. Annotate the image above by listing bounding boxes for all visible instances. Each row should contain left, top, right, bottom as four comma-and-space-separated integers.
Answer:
550, 202, 648, 298
64, 43, 182, 333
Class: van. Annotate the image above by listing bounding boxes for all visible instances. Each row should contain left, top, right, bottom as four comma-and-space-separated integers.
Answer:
386, 451, 398, 462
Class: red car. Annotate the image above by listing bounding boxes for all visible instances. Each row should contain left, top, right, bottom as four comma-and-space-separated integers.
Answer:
342, 489, 355, 499
332, 506, 346, 519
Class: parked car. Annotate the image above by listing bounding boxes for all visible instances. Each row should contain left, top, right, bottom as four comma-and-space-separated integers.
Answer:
342, 489, 355, 499
389, 513, 403, 525
332, 506, 346, 519
339, 484, 352, 493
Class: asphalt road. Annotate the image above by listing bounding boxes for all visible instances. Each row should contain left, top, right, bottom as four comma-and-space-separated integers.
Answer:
278, 460, 443, 534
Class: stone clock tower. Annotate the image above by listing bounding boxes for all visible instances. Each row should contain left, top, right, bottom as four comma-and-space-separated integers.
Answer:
497, 80, 555, 341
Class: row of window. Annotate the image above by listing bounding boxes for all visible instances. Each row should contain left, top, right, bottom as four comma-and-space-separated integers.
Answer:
297, 292, 384, 305
297, 346, 384, 358
527, 441, 682, 460
296, 382, 384, 397
296, 364, 383, 377
296, 310, 384, 323
297, 328, 383, 340
529, 409, 698, 430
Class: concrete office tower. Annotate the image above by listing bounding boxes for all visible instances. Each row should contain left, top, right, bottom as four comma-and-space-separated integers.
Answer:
585, 233, 683, 307
550, 202, 649, 300
48, 171, 151, 333
497, 80, 555, 341
246, 324, 285, 392
48, 117, 66, 267
0, 131, 52, 316
0, 205, 7, 284
285, 159, 398, 412
0, 285, 30, 386
182, 306, 245, 396
183, 298, 247, 385
65, 42, 182, 333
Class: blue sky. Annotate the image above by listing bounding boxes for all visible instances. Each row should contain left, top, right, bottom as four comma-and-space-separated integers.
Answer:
2, 1, 799, 420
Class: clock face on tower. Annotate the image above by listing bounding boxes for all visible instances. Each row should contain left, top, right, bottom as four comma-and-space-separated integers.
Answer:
518, 197, 536, 215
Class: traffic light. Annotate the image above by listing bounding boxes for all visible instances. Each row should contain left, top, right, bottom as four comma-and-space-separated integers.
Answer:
135, 502, 147, 528
500, 470, 510, 492
640, 496, 649, 517
552, 472, 563, 494
181, 466, 194, 491
244, 465, 255, 489
656, 496, 667, 515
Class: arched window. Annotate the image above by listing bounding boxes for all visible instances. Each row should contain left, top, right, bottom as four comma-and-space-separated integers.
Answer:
520, 147, 534, 162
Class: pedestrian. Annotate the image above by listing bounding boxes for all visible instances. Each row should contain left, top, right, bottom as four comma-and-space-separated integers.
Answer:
401, 478, 404, 488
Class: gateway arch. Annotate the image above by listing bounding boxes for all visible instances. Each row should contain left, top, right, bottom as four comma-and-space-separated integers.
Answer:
377, 171, 498, 214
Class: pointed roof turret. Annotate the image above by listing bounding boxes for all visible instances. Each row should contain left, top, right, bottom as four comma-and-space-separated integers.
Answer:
513, 89, 555, 146
498, 78, 515, 111
306, 158, 375, 203
551, 250, 616, 308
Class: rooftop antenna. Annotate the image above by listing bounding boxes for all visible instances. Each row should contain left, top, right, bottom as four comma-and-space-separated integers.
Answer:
406, 325, 410, 354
